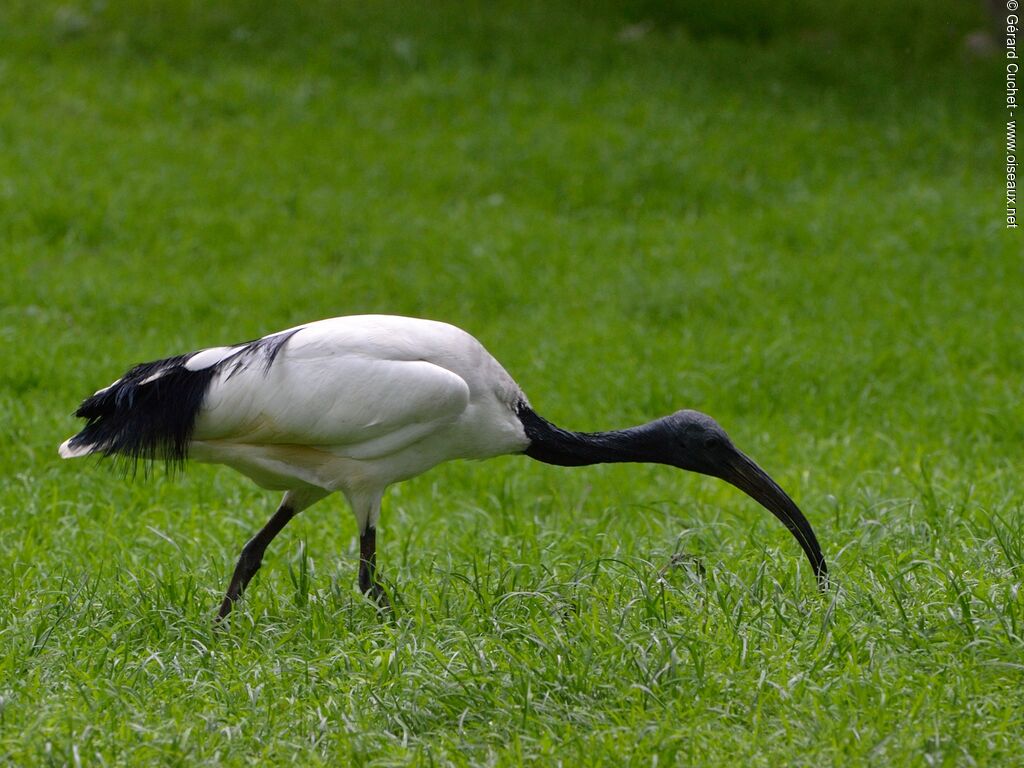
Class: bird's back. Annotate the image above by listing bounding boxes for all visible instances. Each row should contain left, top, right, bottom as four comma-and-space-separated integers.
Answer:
194, 315, 526, 451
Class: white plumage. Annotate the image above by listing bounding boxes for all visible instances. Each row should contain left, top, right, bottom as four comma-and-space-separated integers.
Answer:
63, 315, 528, 525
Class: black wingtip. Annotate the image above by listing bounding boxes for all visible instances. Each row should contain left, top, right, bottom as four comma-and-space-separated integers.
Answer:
66, 355, 216, 474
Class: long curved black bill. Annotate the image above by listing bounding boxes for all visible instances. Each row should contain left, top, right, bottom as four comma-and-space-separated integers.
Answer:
720, 450, 829, 590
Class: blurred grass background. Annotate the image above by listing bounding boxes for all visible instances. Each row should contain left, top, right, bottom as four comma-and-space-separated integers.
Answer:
0, 0, 1021, 765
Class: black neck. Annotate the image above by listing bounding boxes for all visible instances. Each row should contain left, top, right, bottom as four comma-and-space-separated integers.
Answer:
516, 403, 670, 467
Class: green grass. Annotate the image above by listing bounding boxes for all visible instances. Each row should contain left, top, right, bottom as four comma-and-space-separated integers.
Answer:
0, 0, 1020, 764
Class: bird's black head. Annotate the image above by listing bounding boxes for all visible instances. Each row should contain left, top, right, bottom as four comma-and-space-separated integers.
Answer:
660, 409, 737, 476
657, 409, 829, 589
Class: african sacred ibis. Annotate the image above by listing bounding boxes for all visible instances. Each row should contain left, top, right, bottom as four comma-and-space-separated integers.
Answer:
59, 315, 828, 618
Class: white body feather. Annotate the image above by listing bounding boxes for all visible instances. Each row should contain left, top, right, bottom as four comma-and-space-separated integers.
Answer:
63, 315, 531, 527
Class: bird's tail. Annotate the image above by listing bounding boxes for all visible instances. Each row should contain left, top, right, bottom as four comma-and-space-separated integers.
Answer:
58, 354, 217, 472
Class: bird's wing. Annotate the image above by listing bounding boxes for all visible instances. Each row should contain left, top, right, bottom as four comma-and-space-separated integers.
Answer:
193, 333, 471, 459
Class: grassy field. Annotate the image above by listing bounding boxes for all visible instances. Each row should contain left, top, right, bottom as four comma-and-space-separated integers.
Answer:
0, 0, 1020, 764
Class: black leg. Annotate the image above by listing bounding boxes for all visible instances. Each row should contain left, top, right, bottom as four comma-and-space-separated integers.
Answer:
358, 526, 391, 611
217, 504, 296, 619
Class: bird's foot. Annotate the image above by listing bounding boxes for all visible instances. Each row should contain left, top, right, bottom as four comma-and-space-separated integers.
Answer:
215, 597, 235, 623
365, 581, 395, 618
